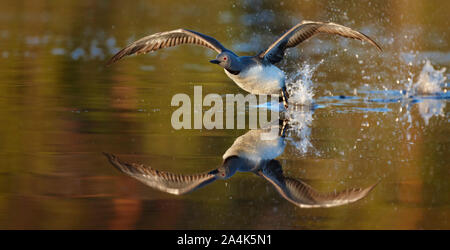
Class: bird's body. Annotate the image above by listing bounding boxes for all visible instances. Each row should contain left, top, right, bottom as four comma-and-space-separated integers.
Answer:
222, 123, 285, 163
107, 20, 382, 107
224, 57, 285, 95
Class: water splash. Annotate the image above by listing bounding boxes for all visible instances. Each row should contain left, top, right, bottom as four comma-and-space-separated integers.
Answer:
400, 60, 448, 125
413, 60, 447, 95
417, 99, 446, 125
285, 106, 315, 156
285, 60, 323, 105
403, 60, 447, 96
281, 61, 324, 156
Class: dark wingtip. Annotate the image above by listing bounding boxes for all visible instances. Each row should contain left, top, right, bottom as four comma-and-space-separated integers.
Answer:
102, 152, 116, 162
105, 58, 115, 67
105, 45, 136, 66
365, 34, 383, 52
374, 42, 383, 52
358, 30, 383, 53
369, 179, 382, 190
358, 179, 381, 199
102, 152, 125, 172
105, 53, 123, 67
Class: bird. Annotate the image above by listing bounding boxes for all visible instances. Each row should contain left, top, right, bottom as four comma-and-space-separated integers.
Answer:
103, 120, 378, 208
107, 20, 382, 108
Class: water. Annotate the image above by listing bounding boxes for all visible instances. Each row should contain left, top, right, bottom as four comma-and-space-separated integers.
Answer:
0, 0, 448, 229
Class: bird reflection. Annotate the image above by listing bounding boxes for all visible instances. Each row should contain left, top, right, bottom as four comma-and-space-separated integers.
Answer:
104, 120, 377, 208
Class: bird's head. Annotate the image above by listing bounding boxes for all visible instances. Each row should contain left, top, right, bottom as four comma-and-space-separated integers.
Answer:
209, 51, 241, 74
212, 156, 243, 180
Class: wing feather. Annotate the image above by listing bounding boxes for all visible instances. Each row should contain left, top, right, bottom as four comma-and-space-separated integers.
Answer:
259, 20, 382, 64
103, 152, 217, 195
107, 29, 227, 65
259, 160, 378, 208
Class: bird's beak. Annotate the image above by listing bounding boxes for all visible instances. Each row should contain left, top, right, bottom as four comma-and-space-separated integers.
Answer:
209, 59, 220, 64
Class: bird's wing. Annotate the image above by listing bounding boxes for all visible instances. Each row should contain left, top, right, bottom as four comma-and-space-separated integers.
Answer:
103, 152, 217, 195
107, 29, 227, 65
258, 160, 378, 208
259, 20, 382, 64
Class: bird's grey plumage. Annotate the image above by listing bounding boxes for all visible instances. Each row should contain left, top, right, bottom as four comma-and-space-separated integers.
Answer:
258, 20, 382, 64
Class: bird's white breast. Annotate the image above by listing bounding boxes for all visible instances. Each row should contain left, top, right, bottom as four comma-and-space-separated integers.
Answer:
223, 127, 285, 163
224, 64, 285, 95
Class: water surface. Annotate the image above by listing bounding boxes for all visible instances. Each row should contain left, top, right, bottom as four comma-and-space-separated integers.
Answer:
0, 0, 448, 229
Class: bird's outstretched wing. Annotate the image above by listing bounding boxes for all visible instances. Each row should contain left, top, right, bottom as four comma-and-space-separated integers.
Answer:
107, 29, 227, 65
258, 160, 378, 208
259, 20, 382, 64
103, 152, 218, 195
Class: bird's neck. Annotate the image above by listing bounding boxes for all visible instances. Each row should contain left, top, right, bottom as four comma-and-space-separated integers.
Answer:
224, 55, 242, 75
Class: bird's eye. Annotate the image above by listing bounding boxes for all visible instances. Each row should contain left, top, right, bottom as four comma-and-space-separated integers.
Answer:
223, 57, 227, 61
